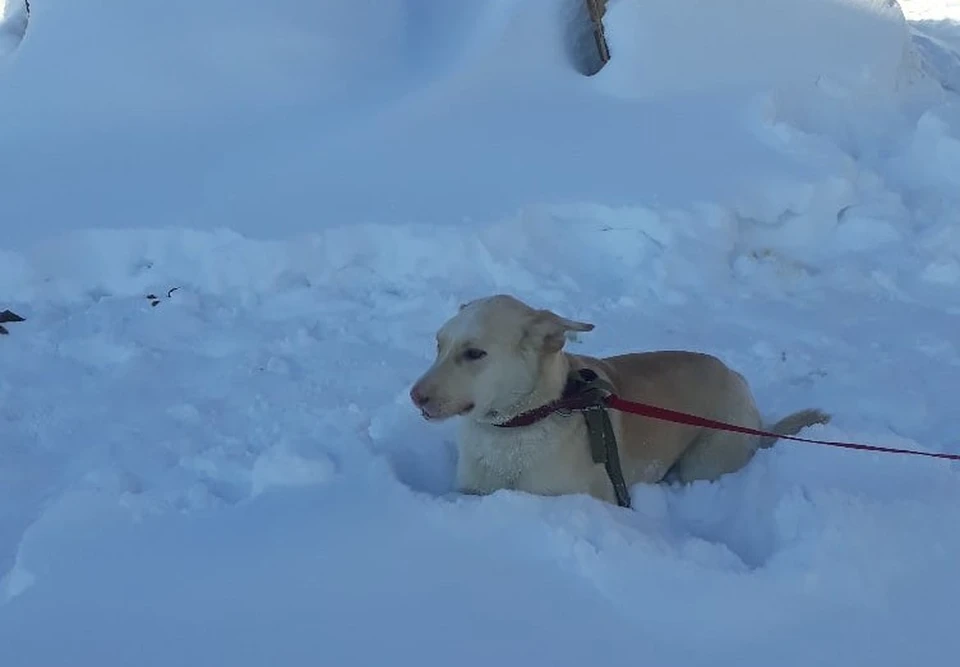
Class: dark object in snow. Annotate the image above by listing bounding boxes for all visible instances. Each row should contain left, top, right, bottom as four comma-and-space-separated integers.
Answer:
146, 287, 180, 307
585, 0, 610, 67
0, 309, 26, 335
568, 0, 610, 76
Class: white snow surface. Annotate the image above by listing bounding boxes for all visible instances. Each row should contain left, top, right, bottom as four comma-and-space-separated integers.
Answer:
3, 1, 960, 665
0, 1, 27, 58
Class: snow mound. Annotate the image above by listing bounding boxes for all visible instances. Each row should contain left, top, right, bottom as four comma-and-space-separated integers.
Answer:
597, 0, 921, 99
0, 0, 940, 248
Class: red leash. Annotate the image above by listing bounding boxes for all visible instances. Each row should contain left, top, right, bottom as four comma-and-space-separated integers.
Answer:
496, 384, 960, 462
603, 395, 960, 462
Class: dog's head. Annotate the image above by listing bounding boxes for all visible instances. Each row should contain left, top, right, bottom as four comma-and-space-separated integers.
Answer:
409, 295, 594, 422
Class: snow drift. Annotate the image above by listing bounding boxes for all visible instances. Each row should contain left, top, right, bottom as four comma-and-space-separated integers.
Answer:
599, 0, 920, 98
0, 0, 933, 248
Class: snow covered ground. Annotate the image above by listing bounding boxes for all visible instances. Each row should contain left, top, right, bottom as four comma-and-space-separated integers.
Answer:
2, 1, 960, 665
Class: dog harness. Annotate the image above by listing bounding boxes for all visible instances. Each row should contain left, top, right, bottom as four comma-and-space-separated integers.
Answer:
494, 368, 632, 508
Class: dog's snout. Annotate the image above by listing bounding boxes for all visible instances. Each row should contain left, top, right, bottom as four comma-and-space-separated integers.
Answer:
410, 385, 430, 408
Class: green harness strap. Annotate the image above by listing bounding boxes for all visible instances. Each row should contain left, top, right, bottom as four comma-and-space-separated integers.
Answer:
567, 372, 632, 508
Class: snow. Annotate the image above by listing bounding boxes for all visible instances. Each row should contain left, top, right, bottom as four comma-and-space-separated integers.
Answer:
596, 0, 916, 99
2, 1, 960, 665
0, 1, 27, 58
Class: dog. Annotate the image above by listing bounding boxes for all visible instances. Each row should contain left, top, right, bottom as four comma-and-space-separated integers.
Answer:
409, 294, 830, 506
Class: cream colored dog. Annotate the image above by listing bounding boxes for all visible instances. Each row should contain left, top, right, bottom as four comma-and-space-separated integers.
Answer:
410, 294, 829, 505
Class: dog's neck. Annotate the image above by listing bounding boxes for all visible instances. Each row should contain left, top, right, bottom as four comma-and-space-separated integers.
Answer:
476, 352, 572, 426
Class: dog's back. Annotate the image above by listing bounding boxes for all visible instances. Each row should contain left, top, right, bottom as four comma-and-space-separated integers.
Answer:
567, 350, 768, 484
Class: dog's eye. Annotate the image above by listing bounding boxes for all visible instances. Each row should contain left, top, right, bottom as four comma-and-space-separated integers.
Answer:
463, 348, 487, 361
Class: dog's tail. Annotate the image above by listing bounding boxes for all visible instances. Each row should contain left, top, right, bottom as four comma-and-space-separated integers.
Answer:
758, 409, 831, 449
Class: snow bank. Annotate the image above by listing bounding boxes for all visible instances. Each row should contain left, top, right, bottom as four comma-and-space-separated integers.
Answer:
597, 0, 920, 99
0, 0, 935, 249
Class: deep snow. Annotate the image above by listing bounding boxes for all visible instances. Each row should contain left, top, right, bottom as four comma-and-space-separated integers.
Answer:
2, 1, 960, 666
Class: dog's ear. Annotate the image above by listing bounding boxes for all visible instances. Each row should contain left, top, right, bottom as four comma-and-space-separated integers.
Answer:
527, 309, 595, 353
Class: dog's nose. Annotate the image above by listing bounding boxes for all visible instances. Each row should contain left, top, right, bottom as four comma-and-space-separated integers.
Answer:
410, 385, 430, 407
